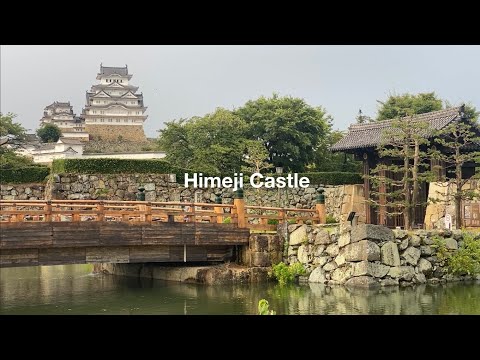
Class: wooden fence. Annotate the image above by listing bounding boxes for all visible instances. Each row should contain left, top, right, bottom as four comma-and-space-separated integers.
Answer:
0, 198, 325, 231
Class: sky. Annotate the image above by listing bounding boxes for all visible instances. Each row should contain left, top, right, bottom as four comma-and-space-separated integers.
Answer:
1, 45, 479, 138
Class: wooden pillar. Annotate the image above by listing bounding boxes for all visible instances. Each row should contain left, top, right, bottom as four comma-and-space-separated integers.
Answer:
45, 201, 52, 222
278, 209, 285, 224
145, 202, 152, 223
233, 189, 246, 228
378, 159, 387, 226
97, 202, 104, 221
214, 195, 223, 224
363, 153, 371, 224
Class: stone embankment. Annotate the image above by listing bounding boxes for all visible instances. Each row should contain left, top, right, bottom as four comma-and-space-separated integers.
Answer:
285, 223, 477, 288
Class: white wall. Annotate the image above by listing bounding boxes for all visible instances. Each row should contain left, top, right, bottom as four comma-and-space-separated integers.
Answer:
82, 152, 166, 160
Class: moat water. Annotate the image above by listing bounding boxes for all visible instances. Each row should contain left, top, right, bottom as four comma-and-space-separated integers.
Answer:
1, 265, 479, 315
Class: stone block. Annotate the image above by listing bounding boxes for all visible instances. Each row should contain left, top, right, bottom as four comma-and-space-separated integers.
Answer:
344, 240, 381, 262
381, 241, 400, 266
351, 224, 394, 243
352, 261, 390, 278
345, 276, 380, 289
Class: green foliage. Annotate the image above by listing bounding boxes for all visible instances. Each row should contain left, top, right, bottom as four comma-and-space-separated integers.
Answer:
223, 217, 232, 224
267, 218, 279, 225
158, 108, 248, 175
448, 232, 480, 275
312, 130, 362, 172
270, 262, 306, 286
0, 113, 26, 139
0, 148, 36, 169
432, 119, 480, 228
258, 299, 276, 315
433, 232, 480, 275
0, 166, 50, 184
287, 219, 297, 224
37, 123, 62, 143
326, 214, 337, 224
376, 92, 443, 121
235, 94, 332, 172
297, 172, 362, 185
52, 159, 189, 181
241, 139, 273, 174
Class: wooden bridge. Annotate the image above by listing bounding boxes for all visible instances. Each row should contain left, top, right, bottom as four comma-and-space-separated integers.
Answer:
0, 199, 324, 268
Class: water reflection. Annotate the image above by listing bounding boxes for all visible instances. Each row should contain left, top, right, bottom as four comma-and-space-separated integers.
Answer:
1, 265, 479, 314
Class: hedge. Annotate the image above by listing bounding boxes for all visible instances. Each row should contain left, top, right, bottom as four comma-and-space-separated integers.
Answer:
51, 159, 190, 181
0, 166, 50, 184
299, 172, 362, 185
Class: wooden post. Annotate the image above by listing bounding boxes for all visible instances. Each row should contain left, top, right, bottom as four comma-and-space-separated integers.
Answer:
145, 202, 152, 223
378, 159, 387, 226
45, 201, 52, 222
72, 212, 80, 222
214, 195, 223, 224
97, 202, 104, 221
233, 189, 246, 228
363, 152, 371, 224
278, 209, 285, 224
316, 188, 326, 224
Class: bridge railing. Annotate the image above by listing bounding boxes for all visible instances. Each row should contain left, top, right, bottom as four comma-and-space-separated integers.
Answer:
0, 198, 325, 230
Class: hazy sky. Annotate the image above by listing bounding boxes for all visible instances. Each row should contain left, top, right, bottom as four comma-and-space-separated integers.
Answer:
1, 45, 479, 138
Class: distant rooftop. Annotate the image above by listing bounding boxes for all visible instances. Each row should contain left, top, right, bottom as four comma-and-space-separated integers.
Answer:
331, 107, 465, 152
45, 101, 71, 109
98, 64, 129, 76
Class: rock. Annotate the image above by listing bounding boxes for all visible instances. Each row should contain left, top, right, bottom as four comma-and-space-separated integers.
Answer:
325, 244, 339, 257
399, 238, 409, 251
308, 267, 327, 283
144, 183, 155, 191
345, 276, 380, 288
251, 235, 269, 252
381, 242, 401, 266
334, 253, 346, 266
445, 274, 462, 282
287, 246, 297, 257
313, 256, 329, 267
331, 264, 353, 283
352, 261, 390, 278
422, 236, 434, 245
351, 224, 394, 243
433, 267, 445, 278
323, 261, 337, 272
445, 238, 458, 250
414, 273, 427, 284
251, 252, 270, 267
297, 245, 310, 264
393, 230, 408, 240
402, 247, 421, 266
344, 240, 381, 262
338, 232, 351, 248
312, 245, 325, 256
420, 245, 434, 256
409, 235, 421, 247
71, 183, 83, 192
417, 258, 433, 276
289, 225, 308, 246
315, 229, 333, 245
387, 266, 415, 281
380, 278, 399, 286
451, 230, 463, 240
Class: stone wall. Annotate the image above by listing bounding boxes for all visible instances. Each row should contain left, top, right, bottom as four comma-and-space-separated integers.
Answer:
0, 183, 45, 200
47, 173, 363, 220
85, 124, 146, 142
284, 223, 478, 288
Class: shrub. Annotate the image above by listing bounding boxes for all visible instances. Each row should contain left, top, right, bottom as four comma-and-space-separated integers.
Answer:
300, 172, 362, 185
0, 166, 50, 184
270, 262, 306, 286
433, 232, 480, 276
326, 214, 337, 224
52, 159, 189, 182
267, 218, 279, 225
258, 299, 276, 315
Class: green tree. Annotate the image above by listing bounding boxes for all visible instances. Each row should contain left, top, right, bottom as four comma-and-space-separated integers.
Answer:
0, 113, 26, 139
312, 130, 361, 172
370, 115, 433, 230
376, 92, 443, 121
158, 108, 248, 175
432, 113, 480, 229
235, 94, 331, 172
241, 140, 273, 174
37, 123, 62, 143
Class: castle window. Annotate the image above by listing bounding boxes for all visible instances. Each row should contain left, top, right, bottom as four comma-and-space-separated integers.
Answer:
108, 119, 112, 122
124, 119, 128, 122
100, 111, 104, 114
116, 119, 120, 122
